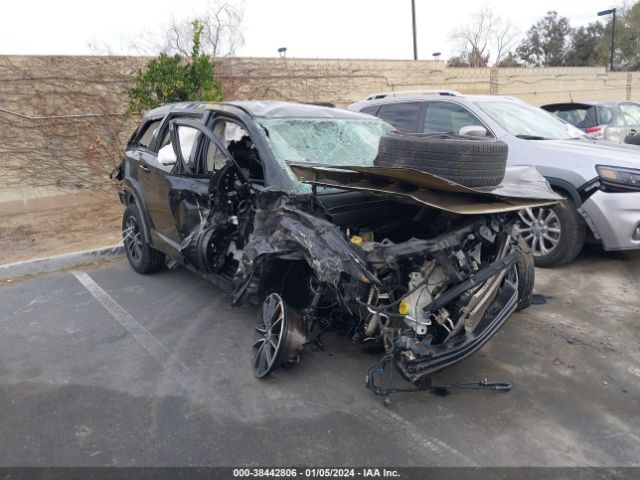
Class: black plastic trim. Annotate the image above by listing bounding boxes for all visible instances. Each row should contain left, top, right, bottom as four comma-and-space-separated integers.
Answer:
545, 177, 585, 205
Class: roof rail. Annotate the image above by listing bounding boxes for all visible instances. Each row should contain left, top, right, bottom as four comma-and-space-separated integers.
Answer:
365, 89, 462, 100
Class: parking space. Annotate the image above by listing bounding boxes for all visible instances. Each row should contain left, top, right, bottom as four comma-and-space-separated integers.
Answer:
0, 248, 639, 467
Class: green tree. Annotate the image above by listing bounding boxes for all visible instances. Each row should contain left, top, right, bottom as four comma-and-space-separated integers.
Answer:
565, 23, 606, 66
516, 11, 571, 66
598, 2, 640, 70
126, 20, 223, 113
495, 52, 522, 67
446, 49, 489, 67
447, 55, 471, 67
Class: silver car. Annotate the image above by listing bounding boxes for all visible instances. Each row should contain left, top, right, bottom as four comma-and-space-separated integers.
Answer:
349, 91, 640, 267
541, 101, 640, 144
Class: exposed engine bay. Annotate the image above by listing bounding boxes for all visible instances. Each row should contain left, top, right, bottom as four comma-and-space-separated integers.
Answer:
173, 161, 557, 394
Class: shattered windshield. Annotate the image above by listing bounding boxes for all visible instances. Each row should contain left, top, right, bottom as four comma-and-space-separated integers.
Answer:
257, 117, 393, 190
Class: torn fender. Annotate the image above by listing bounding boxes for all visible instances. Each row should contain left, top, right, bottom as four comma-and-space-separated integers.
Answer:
289, 164, 563, 215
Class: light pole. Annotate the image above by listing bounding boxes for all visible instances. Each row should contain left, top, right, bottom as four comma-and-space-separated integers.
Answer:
411, 0, 418, 60
598, 8, 616, 71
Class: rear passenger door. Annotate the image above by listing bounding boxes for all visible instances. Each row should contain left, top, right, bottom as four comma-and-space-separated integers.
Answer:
138, 114, 206, 250
375, 102, 423, 132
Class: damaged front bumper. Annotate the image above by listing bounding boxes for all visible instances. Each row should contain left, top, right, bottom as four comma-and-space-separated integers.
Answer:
580, 190, 640, 251
233, 166, 560, 391
396, 276, 518, 385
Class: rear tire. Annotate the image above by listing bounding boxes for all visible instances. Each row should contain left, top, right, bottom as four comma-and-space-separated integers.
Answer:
122, 203, 166, 274
374, 132, 508, 187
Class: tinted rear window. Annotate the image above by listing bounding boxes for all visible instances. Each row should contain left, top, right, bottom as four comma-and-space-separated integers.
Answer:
376, 102, 421, 132
546, 106, 597, 129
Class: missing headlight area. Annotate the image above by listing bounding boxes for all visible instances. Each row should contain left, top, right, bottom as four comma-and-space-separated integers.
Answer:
171, 161, 559, 395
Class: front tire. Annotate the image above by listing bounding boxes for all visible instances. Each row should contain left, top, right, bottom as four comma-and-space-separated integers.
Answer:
515, 238, 535, 311
122, 203, 166, 274
518, 199, 586, 268
253, 293, 306, 378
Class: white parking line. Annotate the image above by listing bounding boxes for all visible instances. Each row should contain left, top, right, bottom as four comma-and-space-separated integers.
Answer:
71, 270, 475, 465
72, 270, 238, 415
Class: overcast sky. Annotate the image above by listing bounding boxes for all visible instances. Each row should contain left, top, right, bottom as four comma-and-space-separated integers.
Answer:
1, 0, 617, 60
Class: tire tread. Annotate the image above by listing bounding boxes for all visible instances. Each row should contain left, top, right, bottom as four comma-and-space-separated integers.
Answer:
375, 132, 507, 188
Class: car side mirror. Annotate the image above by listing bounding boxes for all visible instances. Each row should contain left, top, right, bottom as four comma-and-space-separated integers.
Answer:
459, 125, 487, 137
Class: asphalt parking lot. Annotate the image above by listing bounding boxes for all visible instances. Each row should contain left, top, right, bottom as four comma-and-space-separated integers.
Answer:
0, 247, 639, 467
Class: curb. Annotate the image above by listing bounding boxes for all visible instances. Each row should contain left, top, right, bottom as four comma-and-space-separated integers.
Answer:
0, 243, 124, 281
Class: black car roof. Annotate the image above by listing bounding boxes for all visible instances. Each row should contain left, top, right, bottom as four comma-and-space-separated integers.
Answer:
541, 101, 619, 110
144, 100, 373, 120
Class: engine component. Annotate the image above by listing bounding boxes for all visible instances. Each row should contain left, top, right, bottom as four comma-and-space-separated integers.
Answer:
401, 261, 448, 335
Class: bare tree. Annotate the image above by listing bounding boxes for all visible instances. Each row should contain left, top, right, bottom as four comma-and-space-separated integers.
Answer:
493, 18, 519, 66
124, 1, 245, 57
449, 7, 518, 67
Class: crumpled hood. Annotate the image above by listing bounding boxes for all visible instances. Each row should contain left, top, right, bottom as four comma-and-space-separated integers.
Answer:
289, 164, 562, 215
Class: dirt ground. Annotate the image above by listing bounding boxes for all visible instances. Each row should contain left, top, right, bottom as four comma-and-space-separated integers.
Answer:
0, 192, 123, 264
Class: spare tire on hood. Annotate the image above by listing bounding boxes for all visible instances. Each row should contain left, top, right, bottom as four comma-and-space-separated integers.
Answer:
374, 132, 508, 188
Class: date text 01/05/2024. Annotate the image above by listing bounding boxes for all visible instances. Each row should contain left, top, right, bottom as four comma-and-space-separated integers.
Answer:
232, 468, 401, 478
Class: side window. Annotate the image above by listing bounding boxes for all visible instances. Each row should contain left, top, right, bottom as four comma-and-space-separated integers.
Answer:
619, 103, 640, 125
424, 101, 489, 136
128, 118, 161, 149
212, 120, 249, 148
595, 106, 614, 125
156, 125, 201, 172
360, 105, 379, 116
376, 102, 421, 132
578, 107, 598, 129
175, 126, 201, 172
211, 119, 264, 182
555, 109, 582, 126
137, 119, 162, 148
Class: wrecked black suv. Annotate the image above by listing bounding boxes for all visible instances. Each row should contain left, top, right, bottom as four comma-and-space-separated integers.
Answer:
115, 101, 560, 394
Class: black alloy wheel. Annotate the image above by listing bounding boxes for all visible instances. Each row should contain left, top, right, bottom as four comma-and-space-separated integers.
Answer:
253, 293, 288, 378
121, 203, 166, 274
